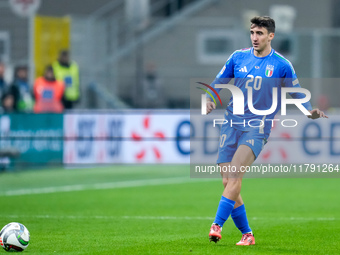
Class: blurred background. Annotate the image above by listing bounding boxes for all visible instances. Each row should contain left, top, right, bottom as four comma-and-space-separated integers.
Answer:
0, 2, 339, 254
0, 0, 339, 169
2, 0, 340, 109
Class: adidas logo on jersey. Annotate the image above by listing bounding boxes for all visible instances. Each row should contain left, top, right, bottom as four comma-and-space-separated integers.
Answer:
239, 66, 247, 72
246, 139, 254, 146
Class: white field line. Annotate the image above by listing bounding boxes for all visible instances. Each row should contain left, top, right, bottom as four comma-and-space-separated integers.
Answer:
0, 177, 215, 197
122, 216, 338, 221
0, 214, 337, 221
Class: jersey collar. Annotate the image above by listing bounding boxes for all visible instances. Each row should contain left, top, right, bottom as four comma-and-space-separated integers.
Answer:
251, 47, 275, 59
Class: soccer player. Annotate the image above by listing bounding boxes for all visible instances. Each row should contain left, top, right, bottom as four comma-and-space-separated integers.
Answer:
206, 16, 328, 245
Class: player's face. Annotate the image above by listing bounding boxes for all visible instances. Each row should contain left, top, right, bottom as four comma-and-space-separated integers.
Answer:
250, 25, 274, 53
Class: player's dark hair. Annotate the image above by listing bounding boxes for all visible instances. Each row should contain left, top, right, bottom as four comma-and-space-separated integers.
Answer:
250, 16, 275, 33
45, 65, 54, 72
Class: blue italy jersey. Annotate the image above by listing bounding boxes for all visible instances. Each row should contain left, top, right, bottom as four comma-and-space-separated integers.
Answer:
208, 47, 312, 136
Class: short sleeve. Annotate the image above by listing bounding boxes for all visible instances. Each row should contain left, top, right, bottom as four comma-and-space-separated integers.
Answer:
282, 62, 312, 111
282, 61, 299, 88
216, 52, 235, 79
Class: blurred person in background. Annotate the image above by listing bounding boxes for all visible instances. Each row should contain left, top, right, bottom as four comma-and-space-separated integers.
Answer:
52, 50, 80, 110
0, 62, 11, 113
33, 65, 64, 113
0, 62, 7, 98
10, 65, 34, 112
1, 91, 15, 113
0, 62, 16, 113
143, 63, 163, 108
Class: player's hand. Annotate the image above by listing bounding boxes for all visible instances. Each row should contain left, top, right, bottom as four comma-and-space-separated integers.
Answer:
308, 109, 328, 119
206, 98, 216, 114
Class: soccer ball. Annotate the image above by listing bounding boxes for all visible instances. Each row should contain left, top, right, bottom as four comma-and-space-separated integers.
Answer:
0, 222, 30, 252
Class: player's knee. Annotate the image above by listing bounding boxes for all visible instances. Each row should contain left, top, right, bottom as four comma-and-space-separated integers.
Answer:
231, 162, 242, 171
228, 163, 243, 178
227, 177, 242, 189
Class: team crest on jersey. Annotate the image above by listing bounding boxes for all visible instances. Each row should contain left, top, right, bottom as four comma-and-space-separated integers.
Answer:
265, 65, 274, 77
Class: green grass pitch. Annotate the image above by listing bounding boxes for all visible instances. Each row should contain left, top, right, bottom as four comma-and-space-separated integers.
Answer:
0, 165, 339, 254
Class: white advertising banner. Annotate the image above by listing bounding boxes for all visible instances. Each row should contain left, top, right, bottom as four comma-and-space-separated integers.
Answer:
64, 112, 339, 164
63, 112, 190, 164
64, 114, 124, 164
258, 115, 339, 164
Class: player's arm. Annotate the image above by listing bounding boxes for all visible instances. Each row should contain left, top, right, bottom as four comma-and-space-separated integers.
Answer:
206, 97, 216, 114
287, 84, 328, 119
206, 53, 235, 114
308, 109, 328, 119
282, 66, 328, 119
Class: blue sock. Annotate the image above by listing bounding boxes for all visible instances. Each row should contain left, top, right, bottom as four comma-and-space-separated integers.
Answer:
213, 196, 236, 227
231, 204, 252, 234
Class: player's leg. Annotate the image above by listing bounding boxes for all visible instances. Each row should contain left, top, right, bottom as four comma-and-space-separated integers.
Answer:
209, 161, 244, 242
228, 172, 253, 245
222, 170, 251, 236
209, 126, 239, 243
231, 131, 267, 246
225, 145, 256, 246
222, 144, 255, 200
222, 165, 252, 240
222, 174, 252, 239
231, 202, 252, 235
209, 145, 254, 243
220, 164, 244, 208
209, 162, 243, 243
209, 184, 236, 243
